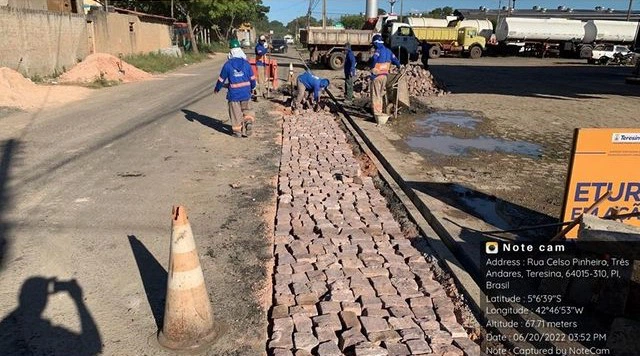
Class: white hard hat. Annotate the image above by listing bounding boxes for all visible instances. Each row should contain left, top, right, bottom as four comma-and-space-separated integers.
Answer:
259, 35, 266, 41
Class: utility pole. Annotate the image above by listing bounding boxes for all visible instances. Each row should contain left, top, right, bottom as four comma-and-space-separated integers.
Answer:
627, 0, 634, 21
389, 0, 396, 14
399, 0, 403, 21
306, 0, 312, 29
322, 0, 326, 29
171, 0, 174, 19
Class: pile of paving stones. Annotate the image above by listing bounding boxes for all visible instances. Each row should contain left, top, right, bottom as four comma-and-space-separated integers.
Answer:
352, 64, 448, 99
268, 110, 480, 355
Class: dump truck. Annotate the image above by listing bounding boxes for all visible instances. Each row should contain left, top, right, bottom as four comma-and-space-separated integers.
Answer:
300, 18, 419, 70
409, 24, 486, 59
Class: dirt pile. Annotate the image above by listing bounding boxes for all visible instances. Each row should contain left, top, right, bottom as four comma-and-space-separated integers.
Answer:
59, 53, 152, 84
353, 64, 448, 98
0, 67, 90, 110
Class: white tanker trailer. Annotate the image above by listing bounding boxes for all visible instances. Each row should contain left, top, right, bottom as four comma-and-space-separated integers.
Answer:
493, 17, 639, 58
579, 20, 640, 58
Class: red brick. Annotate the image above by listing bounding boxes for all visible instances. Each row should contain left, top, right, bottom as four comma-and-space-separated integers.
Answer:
388, 316, 419, 330
268, 330, 293, 349
313, 313, 343, 331
384, 342, 410, 356
296, 292, 319, 305
406, 339, 432, 354
341, 301, 362, 315
360, 316, 390, 334
398, 327, 424, 341
362, 308, 390, 318
367, 330, 401, 344
339, 327, 367, 351
354, 341, 388, 356
293, 332, 319, 352
271, 305, 290, 319
315, 326, 338, 343
316, 341, 342, 356
453, 337, 481, 356
319, 301, 341, 314
388, 306, 413, 318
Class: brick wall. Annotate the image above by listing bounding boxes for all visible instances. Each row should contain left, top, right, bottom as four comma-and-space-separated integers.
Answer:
0, 6, 89, 76
89, 11, 172, 57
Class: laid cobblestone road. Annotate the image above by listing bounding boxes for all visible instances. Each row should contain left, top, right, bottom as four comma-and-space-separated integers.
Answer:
268, 111, 480, 356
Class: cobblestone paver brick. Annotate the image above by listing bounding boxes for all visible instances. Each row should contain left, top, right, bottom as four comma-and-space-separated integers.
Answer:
267, 113, 475, 354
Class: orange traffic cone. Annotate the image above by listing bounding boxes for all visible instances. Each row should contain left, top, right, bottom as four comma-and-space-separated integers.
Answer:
158, 206, 219, 351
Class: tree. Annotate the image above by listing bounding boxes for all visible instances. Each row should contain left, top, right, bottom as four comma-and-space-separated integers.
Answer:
339, 14, 365, 30
378, 8, 386, 15
110, 0, 270, 43
286, 15, 321, 33
424, 6, 454, 19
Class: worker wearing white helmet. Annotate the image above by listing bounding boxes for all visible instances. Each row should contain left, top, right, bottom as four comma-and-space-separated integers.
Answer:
370, 34, 400, 124
254, 35, 269, 98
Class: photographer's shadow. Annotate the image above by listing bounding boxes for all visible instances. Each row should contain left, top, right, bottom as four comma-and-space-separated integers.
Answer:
0, 277, 102, 355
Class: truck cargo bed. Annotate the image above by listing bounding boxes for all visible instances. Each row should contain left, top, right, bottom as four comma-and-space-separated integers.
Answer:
300, 28, 373, 46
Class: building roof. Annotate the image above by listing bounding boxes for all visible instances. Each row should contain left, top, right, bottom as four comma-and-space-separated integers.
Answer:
455, 8, 640, 21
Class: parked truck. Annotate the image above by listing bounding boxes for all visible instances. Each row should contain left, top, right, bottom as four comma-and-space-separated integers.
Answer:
493, 17, 640, 59
300, 17, 419, 70
407, 21, 486, 59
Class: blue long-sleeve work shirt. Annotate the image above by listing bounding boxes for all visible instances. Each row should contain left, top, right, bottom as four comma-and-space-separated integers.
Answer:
344, 49, 357, 78
370, 43, 400, 78
297, 71, 328, 102
214, 58, 256, 102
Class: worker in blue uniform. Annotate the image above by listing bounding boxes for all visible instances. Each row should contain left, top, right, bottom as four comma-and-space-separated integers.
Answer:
254, 35, 269, 97
215, 39, 257, 137
370, 34, 400, 123
292, 71, 330, 114
344, 43, 357, 104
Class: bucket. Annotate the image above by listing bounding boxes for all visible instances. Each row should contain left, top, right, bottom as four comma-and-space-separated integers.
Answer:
375, 114, 390, 125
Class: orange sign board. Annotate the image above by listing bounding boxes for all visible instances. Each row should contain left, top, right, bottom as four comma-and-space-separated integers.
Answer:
561, 128, 640, 238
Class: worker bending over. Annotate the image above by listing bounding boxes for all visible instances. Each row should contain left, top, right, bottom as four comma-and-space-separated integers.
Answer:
214, 39, 257, 138
292, 71, 330, 114
370, 34, 400, 123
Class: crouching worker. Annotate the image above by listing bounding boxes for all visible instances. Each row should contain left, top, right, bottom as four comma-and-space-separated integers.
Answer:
214, 39, 257, 138
292, 71, 330, 114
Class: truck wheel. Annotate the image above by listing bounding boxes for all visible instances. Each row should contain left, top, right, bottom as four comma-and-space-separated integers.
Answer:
429, 46, 441, 59
469, 45, 483, 59
328, 52, 346, 70
579, 46, 592, 59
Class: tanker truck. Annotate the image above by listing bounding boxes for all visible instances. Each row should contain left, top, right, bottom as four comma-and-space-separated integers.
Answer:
577, 20, 639, 59
494, 17, 585, 57
493, 17, 639, 59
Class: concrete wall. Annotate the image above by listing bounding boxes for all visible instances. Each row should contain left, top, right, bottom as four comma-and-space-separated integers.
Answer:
0, 7, 89, 76
89, 11, 172, 56
6, 0, 48, 11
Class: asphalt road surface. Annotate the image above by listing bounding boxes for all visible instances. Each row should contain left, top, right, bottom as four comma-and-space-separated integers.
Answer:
0, 58, 280, 355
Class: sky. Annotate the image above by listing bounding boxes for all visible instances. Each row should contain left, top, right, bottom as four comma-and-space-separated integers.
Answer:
263, 0, 639, 24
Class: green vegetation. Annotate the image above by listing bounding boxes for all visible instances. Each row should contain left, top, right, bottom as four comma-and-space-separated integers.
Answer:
110, 0, 269, 42
87, 73, 121, 89
197, 42, 228, 54
339, 14, 366, 30
123, 52, 209, 74
423, 6, 455, 18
